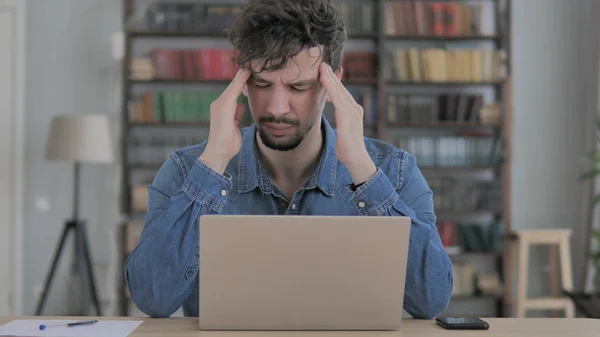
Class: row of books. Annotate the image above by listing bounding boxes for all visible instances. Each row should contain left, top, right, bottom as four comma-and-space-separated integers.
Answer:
131, 49, 240, 81
396, 136, 502, 167
130, 95, 496, 127
337, 2, 374, 36
141, 2, 243, 33
130, 58, 155, 80
451, 262, 476, 297
132, 47, 504, 84
342, 52, 377, 81
322, 91, 378, 124
437, 221, 501, 253
385, 1, 495, 37
388, 48, 504, 82
139, 1, 376, 36
129, 91, 250, 124
129, 87, 378, 125
430, 178, 503, 212
143, 1, 376, 36
137, 1, 495, 38
452, 262, 503, 298
127, 134, 503, 170
130, 50, 378, 82
128, 136, 207, 167
387, 93, 485, 124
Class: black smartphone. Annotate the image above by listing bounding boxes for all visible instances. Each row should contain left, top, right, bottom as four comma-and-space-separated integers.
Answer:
435, 317, 489, 330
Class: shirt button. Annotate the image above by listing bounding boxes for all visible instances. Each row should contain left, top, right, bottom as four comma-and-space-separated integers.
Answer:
220, 190, 227, 197
291, 203, 297, 210
358, 201, 366, 208
281, 201, 288, 208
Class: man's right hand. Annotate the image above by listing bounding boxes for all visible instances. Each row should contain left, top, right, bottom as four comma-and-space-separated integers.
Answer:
199, 69, 251, 174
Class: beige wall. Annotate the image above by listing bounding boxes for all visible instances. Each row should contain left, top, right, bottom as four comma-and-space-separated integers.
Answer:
23, 0, 121, 315
511, 0, 599, 307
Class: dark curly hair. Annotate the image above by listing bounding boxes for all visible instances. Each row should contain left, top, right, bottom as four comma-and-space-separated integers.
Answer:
227, 0, 347, 73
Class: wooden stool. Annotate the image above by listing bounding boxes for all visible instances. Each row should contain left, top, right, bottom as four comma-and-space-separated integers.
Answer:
511, 229, 575, 317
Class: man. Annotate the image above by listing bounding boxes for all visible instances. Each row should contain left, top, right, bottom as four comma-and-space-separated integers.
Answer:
125, 0, 453, 319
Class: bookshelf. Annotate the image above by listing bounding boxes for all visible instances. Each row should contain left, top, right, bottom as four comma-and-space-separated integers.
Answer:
118, 0, 512, 318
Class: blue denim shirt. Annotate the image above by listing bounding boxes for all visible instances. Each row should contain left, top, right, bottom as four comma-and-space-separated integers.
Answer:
125, 117, 453, 319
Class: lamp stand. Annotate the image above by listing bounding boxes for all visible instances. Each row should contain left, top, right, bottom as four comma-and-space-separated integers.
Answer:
35, 162, 102, 316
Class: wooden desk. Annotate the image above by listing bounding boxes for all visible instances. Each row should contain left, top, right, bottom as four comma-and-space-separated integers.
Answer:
1, 317, 599, 336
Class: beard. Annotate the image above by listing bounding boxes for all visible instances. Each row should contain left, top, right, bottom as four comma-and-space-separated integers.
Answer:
256, 115, 312, 151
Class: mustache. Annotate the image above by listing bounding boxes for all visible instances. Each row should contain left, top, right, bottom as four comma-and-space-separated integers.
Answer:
258, 116, 300, 126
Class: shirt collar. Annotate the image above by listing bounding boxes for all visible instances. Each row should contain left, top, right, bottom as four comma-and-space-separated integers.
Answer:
237, 116, 337, 197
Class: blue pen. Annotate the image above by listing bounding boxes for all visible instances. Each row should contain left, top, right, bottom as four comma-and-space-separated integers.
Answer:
39, 319, 99, 330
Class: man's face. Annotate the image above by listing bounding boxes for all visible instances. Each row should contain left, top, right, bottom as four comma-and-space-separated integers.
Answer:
242, 47, 341, 151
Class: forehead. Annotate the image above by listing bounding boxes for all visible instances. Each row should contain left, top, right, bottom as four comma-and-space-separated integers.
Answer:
250, 46, 323, 82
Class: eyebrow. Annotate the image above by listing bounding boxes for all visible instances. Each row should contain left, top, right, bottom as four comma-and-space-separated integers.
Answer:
250, 74, 317, 87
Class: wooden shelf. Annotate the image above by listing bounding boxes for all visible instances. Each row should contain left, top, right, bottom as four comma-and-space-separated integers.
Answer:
437, 209, 503, 219
347, 33, 378, 39
131, 79, 502, 88
130, 78, 231, 85
448, 251, 502, 258
129, 122, 381, 129
420, 165, 502, 173
128, 121, 210, 128
128, 30, 227, 38
387, 80, 505, 86
387, 122, 501, 130
127, 30, 377, 39
386, 35, 501, 42
128, 33, 497, 43
342, 78, 378, 85
387, 0, 498, 2
328, 122, 378, 129
130, 78, 377, 85
451, 294, 503, 301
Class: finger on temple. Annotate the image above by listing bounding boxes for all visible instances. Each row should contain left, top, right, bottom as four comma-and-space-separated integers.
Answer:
223, 69, 251, 100
319, 63, 355, 105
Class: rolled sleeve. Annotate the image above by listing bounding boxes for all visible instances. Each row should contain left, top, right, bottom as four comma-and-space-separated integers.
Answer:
182, 159, 233, 213
349, 168, 399, 216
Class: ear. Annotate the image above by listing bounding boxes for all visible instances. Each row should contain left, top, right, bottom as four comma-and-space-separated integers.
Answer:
242, 83, 248, 97
335, 66, 343, 81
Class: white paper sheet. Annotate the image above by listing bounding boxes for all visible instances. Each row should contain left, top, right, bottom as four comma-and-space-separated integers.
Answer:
0, 319, 143, 337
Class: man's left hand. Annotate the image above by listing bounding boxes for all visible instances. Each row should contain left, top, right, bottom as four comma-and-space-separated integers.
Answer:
319, 62, 377, 186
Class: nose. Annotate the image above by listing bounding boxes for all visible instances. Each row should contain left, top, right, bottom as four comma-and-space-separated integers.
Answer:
266, 85, 291, 117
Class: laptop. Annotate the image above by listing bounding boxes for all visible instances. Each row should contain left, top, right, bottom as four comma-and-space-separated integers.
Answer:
198, 215, 412, 331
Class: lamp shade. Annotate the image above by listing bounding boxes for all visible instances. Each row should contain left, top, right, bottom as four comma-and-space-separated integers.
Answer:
45, 114, 114, 163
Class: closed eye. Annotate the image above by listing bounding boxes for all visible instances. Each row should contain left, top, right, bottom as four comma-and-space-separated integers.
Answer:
291, 86, 309, 92
251, 80, 309, 92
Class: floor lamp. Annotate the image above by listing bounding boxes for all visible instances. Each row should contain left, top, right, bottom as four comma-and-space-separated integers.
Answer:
35, 114, 114, 316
